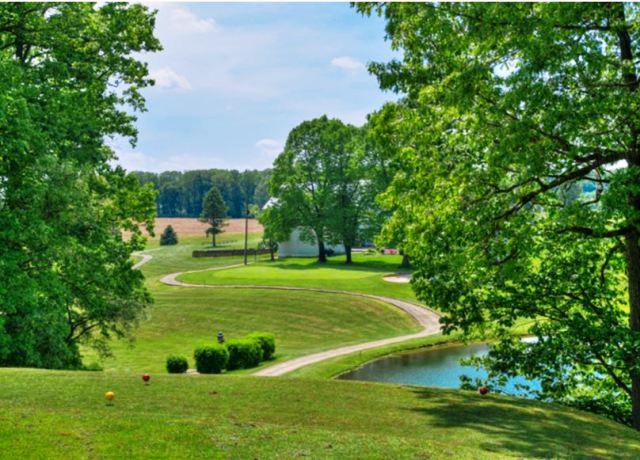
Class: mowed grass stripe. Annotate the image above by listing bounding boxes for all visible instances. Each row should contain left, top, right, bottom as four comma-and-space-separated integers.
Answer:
178, 254, 417, 301
95, 287, 421, 374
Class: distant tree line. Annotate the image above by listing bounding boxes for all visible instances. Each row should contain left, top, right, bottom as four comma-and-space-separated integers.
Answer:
133, 169, 271, 218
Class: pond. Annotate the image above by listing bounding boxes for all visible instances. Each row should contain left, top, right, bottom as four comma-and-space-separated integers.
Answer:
338, 342, 540, 397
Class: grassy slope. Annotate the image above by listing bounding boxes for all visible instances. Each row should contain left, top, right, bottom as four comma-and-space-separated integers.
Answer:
178, 253, 418, 301
89, 235, 420, 373
2, 369, 639, 459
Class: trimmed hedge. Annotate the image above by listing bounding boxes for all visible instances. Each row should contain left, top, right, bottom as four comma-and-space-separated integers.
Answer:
166, 355, 189, 374
226, 339, 263, 370
194, 345, 229, 374
246, 332, 276, 361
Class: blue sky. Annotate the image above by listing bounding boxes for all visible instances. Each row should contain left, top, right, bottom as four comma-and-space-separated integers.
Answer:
112, 2, 398, 173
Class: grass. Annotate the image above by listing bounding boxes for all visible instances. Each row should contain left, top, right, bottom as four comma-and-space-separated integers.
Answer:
87, 234, 422, 373
178, 253, 418, 301
96, 288, 421, 374
2, 368, 640, 459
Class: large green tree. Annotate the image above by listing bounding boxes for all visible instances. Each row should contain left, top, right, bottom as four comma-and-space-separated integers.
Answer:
0, 3, 159, 369
200, 186, 227, 247
269, 116, 359, 263
359, 2, 640, 427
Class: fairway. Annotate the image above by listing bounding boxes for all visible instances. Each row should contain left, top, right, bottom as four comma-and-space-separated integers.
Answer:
98, 286, 421, 374
178, 254, 417, 301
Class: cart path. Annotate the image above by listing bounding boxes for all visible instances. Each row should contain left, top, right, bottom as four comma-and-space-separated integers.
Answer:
138, 253, 442, 376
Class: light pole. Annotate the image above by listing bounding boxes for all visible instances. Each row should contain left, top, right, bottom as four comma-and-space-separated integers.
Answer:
243, 205, 249, 265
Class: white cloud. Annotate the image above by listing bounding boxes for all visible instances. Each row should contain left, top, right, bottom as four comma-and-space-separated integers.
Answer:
112, 149, 235, 173
149, 67, 191, 90
255, 138, 283, 159
167, 6, 215, 34
331, 56, 365, 71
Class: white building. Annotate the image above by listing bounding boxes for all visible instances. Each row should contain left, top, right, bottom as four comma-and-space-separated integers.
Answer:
278, 228, 345, 258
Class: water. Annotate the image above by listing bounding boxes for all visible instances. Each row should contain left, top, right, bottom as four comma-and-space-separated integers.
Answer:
339, 343, 540, 397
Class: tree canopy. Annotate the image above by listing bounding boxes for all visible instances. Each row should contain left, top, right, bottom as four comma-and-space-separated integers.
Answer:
268, 116, 363, 263
358, 2, 640, 427
134, 169, 270, 218
0, 3, 159, 368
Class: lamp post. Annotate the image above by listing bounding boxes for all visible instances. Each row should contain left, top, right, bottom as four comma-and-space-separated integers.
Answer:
244, 205, 249, 265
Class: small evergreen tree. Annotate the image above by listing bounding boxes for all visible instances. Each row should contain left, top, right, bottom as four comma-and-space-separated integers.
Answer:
159, 225, 178, 246
200, 187, 227, 247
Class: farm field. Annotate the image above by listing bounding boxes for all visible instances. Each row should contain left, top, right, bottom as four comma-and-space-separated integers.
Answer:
147, 217, 263, 237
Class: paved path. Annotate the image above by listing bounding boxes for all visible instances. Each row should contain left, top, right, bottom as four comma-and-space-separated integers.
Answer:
132, 252, 153, 270
156, 261, 442, 377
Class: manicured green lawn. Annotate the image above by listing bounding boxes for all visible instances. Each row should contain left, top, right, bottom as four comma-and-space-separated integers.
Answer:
178, 253, 418, 301
2, 368, 639, 459
94, 287, 421, 374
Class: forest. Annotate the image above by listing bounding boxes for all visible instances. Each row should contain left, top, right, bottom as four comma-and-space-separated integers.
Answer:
133, 169, 271, 218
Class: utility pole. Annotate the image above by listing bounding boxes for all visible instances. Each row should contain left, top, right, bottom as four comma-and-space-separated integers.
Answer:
244, 205, 249, 265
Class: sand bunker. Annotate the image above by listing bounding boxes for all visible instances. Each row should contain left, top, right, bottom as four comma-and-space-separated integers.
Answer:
383, 273, 412, 283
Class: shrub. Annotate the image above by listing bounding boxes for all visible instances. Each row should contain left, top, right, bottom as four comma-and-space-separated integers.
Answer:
193, 345, 229, 374
246, 332, 276, 361
226, 339, 263, 370
160, 225, 178, 246
166, 355, 189, 374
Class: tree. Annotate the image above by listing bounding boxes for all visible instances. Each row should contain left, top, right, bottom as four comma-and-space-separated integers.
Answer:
269, 116, 359, 263
326, 126, 367, 264
359, 3, 640, 427
200, 187, 227, 247
0, 3, 160, 369
159, 225, 178, 246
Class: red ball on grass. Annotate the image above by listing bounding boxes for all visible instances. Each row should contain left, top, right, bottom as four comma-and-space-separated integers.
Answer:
478, 386, 488, 395
142, 373, 150, 382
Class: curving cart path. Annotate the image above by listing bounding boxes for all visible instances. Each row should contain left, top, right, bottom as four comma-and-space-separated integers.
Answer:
136, 253, 442, 376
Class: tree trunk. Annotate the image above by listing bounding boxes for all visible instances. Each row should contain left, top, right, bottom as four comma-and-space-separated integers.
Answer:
627, 229, 640, 429
345, 245, 352, 265
318, 240, 327, 263
269, 239, 275, 261
400, 254, 410, 269
212, 232, 216, 247
618, 3, 640, 429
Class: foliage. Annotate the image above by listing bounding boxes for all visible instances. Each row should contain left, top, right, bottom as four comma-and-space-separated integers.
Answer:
165, 355, 189, 374
226, 339, 263, 370
159, 225, 178, 246
193, 345, 228, 374
199, 187, 227, 247
246, 332, 276, 361
358, 2, 640, 427
134, 169, 271, 218
0, 3, 160, 369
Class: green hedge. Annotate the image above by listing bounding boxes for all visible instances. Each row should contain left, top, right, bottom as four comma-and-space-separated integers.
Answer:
166, 355, 189, 374
226, 339, 263, 370
194, 345, 229, 374
246, 332, 276, 361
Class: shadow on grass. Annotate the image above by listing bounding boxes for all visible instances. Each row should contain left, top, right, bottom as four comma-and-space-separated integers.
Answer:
406, 387, 640, 458
267, 257, 410, 273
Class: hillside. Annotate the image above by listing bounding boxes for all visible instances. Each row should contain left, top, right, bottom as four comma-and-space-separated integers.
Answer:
2, 369, 639, 459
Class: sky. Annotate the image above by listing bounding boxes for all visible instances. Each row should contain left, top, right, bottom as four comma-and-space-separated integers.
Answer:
112, 2, 399, 173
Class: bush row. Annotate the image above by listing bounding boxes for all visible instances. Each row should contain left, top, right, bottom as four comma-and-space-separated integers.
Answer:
165, 332, 276, 374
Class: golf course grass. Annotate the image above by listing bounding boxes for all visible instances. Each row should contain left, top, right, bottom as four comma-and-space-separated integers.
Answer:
90, 234, 422, 374
97, 287, 421, 374
12, 228, 640, 457
178, 253, 417, 301
2, 368, 639, 459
